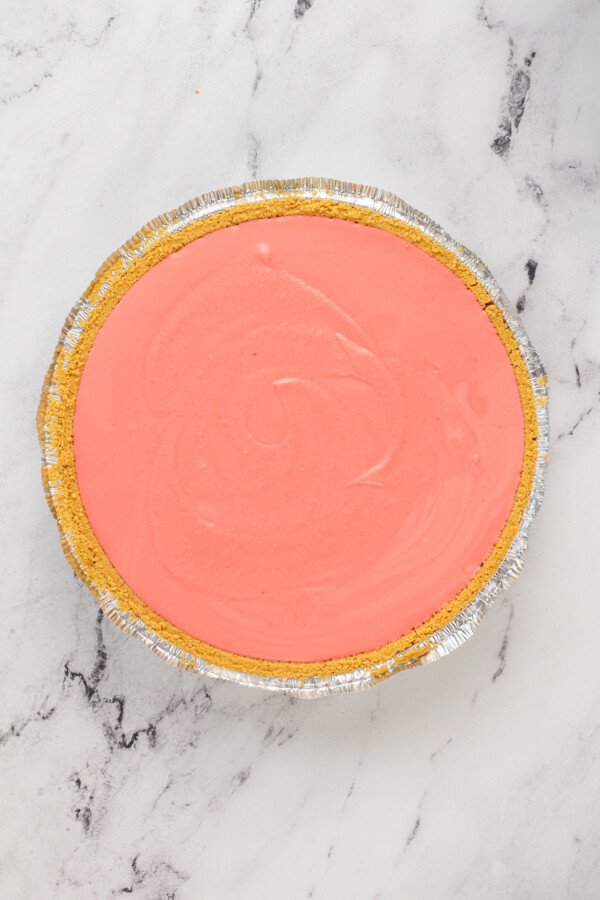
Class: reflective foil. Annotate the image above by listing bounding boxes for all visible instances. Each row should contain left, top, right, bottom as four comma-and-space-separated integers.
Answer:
38, 179, 549, 697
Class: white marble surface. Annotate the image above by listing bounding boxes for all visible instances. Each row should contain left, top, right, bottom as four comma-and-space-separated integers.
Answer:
1, 0, 599, 897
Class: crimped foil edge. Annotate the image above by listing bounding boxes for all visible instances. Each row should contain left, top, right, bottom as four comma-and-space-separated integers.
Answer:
39, 178, 548, 698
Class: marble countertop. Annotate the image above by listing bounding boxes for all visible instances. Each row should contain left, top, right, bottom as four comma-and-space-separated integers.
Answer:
1, 1, 599, 897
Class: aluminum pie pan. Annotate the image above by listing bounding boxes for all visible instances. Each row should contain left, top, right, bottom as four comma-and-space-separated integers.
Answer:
38, 178, 548, 698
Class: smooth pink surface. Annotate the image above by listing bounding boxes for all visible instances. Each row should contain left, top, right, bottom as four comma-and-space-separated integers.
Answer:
73, 215, 525, 662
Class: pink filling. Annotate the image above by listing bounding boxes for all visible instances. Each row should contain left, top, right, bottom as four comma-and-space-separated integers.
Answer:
73, 215, 525, 662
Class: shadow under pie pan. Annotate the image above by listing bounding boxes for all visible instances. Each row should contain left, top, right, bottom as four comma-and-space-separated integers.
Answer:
38, 178, 548, 697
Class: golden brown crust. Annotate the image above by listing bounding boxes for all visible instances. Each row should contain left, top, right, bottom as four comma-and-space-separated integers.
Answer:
37, 195, 539, 679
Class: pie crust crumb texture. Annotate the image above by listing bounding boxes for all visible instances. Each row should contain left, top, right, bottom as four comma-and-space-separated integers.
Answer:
37, 187, 544, 685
